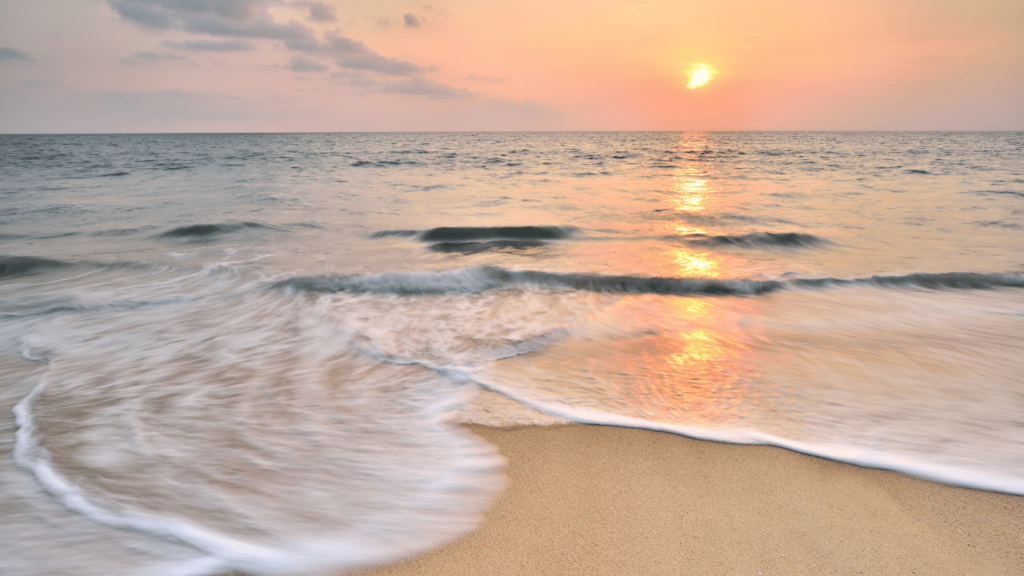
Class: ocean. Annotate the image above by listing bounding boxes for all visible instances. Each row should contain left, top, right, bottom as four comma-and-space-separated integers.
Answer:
1, 131, 1022, 576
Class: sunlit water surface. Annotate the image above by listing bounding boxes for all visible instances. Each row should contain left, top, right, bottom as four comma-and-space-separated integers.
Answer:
2, 132, 1023, 575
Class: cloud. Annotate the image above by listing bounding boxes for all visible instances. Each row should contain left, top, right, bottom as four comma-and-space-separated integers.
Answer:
109, 0, 264, 27
296, 31, 423, 76
0, 47, 34, 62
329, 70, 378, 88
378, 77, 472, 99
305, 1, 336, 23
119, 51, 191, 65
403, 14, 420, 28
285, 55, 328, 72
107, 1, 428, 77
467, 74, 506, 83
162, 39, 256, 51
108, 0, 316, 43
337, 52, 422, 75
329, 73, 471, 99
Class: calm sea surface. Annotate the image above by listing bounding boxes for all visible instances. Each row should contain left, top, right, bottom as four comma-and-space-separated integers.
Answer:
2, 132, 1023, 575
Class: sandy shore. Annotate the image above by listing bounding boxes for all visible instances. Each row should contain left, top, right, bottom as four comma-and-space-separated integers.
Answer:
355, 424, 1023, 576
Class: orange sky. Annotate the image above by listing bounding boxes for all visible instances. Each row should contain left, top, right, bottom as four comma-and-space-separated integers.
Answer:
1, 0, 1021, 132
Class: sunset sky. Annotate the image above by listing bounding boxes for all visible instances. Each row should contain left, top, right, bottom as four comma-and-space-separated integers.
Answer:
1, 0, 1021, 132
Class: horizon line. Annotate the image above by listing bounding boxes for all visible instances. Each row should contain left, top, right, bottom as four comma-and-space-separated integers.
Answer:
3, 129, 1023, 136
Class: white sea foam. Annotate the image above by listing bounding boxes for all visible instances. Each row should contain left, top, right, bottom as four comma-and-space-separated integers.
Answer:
9, 290, 505, 576
468, 375, 1024, 495
465, 287, 1024, 496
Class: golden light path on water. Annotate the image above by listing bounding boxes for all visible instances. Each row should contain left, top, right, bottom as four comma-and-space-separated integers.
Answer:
600, 136, 765, 425
484, 133, 772, 428
669, 166, 719, 277
619, 296, 760, 424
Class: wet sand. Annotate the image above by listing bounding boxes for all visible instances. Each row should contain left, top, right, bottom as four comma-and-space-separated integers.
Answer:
355, 424, 1024, 576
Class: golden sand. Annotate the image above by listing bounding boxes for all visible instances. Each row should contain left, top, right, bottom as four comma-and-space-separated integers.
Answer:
356, 424, 1023, 576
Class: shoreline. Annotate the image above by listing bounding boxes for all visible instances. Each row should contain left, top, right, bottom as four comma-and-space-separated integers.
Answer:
354, 423, 1024, 576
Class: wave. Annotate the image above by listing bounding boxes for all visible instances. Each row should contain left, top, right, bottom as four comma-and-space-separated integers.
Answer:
369, 230, 420, 239
981, 190, 1024, 199
803, 272, 1024, 290
271, 267, 1024, 297
156, 222, 278, 239
976, 220, 1020, 229
369, 226, 578, 254
90, 228, 146, 237
0, 256, 74, 280
11, 298, 504, 576
420, 226, 577, 242
666, 210, 794, 226
371, 227, 578, 242
678, 232, 827, 249
350, 159, 420, 167
468, 376, 1024, 496
428, 240, 548, 254
0, 294, 176, 322
273, 268, 769, 296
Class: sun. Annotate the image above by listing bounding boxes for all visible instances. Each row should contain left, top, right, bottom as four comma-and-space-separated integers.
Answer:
686, 63, 717, 89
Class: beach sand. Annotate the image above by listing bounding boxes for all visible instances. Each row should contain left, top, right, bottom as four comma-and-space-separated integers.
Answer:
355, 424, 1023, 576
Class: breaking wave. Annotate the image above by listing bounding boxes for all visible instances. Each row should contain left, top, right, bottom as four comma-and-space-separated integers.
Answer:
271, 267, 1024, 297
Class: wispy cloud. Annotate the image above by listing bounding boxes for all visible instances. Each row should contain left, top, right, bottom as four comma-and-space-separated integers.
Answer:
0, 47, 34, 62
304, 1, 336, 23
467, 74, 506, 83
107, 0, 427, 78
329, 70, 378, 88
120, 51, 191, 65
403, 14, 421, 28
297, 31, 424, 76
378, 77, 471, 99
331, 72, 542, 110
108, 0, 317, 44
162, 39, 256, 52
285, 55, 328, 73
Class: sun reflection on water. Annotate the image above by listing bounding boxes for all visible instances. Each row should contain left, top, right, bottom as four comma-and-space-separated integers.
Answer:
584, 295, 762, 426
671, 177, 709, 212
665, 163, 727, 278
673, 248, 719, 277
490, 133, 770, 426
625, 146, 760, 422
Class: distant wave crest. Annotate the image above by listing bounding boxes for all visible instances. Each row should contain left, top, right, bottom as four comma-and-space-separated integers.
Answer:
272, 267, 1024, 297
0, 256, 74, 280
679, 232, 827, 249
372, 226, 577, 242
157, 222, 277, 239
370, 226, 578, 254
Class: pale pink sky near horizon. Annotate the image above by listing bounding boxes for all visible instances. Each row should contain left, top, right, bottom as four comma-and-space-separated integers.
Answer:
1, 0, 1021, 133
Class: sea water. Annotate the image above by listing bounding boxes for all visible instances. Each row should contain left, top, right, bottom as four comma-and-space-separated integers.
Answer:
1, 132, 1022, 575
